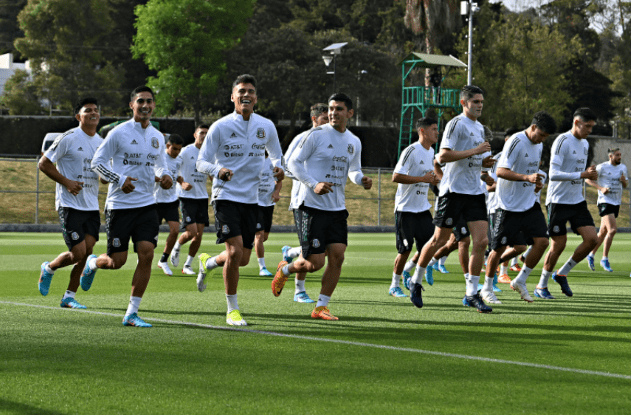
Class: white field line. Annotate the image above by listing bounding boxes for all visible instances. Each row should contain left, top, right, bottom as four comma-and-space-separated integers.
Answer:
2, 300, 630, 381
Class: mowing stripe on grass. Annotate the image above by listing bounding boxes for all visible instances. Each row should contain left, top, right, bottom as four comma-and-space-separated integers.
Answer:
2, 300, 630, 381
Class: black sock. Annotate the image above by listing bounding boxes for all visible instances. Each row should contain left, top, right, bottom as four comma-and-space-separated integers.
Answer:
160, 252, 169, 263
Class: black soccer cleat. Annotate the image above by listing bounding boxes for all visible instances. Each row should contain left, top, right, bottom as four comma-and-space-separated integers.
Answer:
464, 293, 492, 313
552, 272, 573, 297
409, 281, 425, 308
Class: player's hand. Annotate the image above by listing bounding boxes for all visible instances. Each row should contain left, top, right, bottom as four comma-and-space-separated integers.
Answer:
273, 167, 285, 181
526, 172, 544, 184
314, 182, 334, 195
475, 141, 492, 155
65, 180, 84, 196
271, 191, 281, 203
482, 155, 496, 167
99, 178, 108, 185
160, 175, 173, 190
154, 176, 160, 182
426, 171, 440, 186
218, 168, 233, 182
534, 181, 544, 193
122, 177, 137, 193
581, 165, 598, 180
181, 181, 193, 191
620, 173, 627, 184
601, 187, 610, 195
362, 176, 373, 190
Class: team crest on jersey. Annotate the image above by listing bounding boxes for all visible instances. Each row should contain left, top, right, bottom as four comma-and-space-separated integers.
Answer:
553, 226, 560, 233
312, 239, 320, 248
445, 218, 453, 226
71, 232, 79, 241
256, 128, 266, 139
113, 238, 121, 248
151, 137, 159, 149
348, 144, 354, 155
222, 225, 230, 234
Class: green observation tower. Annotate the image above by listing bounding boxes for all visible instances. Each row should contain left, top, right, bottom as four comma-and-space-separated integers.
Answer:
397, 52, 467, 158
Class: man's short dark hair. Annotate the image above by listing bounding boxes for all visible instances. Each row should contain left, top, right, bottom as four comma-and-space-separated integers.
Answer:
573, 107, 597, 122
232, 74, 257, 89
130, 86, 154, 101
310, 103, 328, 118
416, 117, 437, 130
531, 111, 557, 134
196, 124, 210, 130
608, 147, 620, 155
504, 127, 521, 138
328, 93, 353, 110
167, 134, 183, 145
460, 85, 484, 102
74, 97, 98, 115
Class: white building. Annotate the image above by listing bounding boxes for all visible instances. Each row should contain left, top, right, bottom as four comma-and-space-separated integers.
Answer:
0, 53, 31, 96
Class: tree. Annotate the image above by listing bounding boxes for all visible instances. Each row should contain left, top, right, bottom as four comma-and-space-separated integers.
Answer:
132, 0, 254, 123
0, 0, 27, 58
0, 69, 42, 114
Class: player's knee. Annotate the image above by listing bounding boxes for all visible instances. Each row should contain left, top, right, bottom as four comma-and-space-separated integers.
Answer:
608, 227, 617, 237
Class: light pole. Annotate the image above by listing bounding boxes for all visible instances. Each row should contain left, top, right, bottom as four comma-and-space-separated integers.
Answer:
356, 70, 367, 126
461, 1, 480, 85
322, 42, 347, 94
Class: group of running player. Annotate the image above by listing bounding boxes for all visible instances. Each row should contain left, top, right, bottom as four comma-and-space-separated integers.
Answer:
389, 85, 628, 313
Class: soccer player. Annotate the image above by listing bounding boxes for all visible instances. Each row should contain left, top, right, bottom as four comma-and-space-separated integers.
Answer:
408, 85, 495, 313
539, 107, 599, 297
254, 152, 282, 276
155, 134, 185, 276
85, 86, 174, 328
196, 74, 284, 326
37, 98, 103, 309
273, 93, 373, 320
483, 111, 556, 304
390, 117, 440, 300
281, 103, 329, 303
171, 124, 211, 275
586, 148, 628, 272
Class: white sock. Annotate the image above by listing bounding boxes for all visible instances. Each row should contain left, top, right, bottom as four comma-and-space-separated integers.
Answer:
510, 257, 518, 266
125, 296, 142, 316
88, 256, 98, 271
466, 275, 480, 297
439, 256, 447, 266
427, 257, 438, 267
403, 260, 416, 273
295, 278, 305, 294
500, 265, 508, 275
390, 273, 401, 289
482, 276, 493, 292
257, 258, 266, 269
538, 270, 552, 288
173, 241, 181, 252
226, 294, 238, 313
288, 247, 302, 258
282, 264, 291, 276
558, 258, 577, 276
62, 290, 75, 300
514, 266, 532, 284
184, 256, 194, 267
205, 256, 219, 271
45, 263, 55, 274
411, 265, 425, 284
587, 252, 594, 258
602, 256, 608, 261
316, 294, 331, 308
523, 246, 532, 260
464, 272, 469, 281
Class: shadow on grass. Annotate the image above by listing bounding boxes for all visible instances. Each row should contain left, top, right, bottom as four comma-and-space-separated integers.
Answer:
0, 399, 66, 415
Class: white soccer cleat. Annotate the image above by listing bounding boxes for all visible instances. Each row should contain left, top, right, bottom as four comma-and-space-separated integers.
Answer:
182, 265, 196, 275
196, 271, 207, 292
510, 280, 534, 303
480, 289, 502, 304
157, 261, 173, 276
170, 250, 180, 267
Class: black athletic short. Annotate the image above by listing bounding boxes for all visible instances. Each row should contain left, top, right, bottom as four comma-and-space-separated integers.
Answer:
598, 203, 620, 218
58, 207, 100, 250
452, 218, 470, 242
395, 210, 434, 254
180, 197, 210, 228
156, 200, 180, 224
297, 205, 348, 258
547, 201, 595, 236
256, 205, 275, 233
433, 191, 487, 228
293, 209, 303, 240
212, 200, 258, 249
105, 204, 159, 255
490, 203, 548, 250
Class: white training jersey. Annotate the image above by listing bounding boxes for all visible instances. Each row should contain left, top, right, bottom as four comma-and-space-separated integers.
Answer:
177, 144, 209, 199
154, 153, 182, 204
546, 131, 589, 205
44, 127, 102, 211
196, 112, 283, 205
92, 119, 171, 210
595, 161, 628, 205
288, 123, 364, 211
535, 169, 547, 205
438, 114, 490, 196
486, 151, 502, 214
393, 142, 434, 213
258, 157, 277, 207
284, 129, 310, 210
497, 132, 543, 212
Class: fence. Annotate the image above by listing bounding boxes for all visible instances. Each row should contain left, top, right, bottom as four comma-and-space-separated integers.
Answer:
1, 156, 629, 229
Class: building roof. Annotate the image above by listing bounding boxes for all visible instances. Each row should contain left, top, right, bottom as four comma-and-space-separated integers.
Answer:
399, 53, 468, 69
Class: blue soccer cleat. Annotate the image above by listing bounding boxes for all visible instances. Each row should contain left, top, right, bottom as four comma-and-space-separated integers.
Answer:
409, 281, 424, 308
80, 254, 98, 291
282, 245, 293, 263
259, 267, 273, 277
587, 255, 595, 271
294, 291, 315, 303
600, 258, 613, 272
60, 297, 87, 309
492, 273, 502, 292
534, 287, 555, 300
389, 286, 407, 298
437, 264, 449, 274
425, 266, 434, 286
402, 271, 411, 290
552, 271, 573, 297
39, 262, 53, 296
123, 313, 152, 327
462, 295, 472, 307
431, 262, 440, 272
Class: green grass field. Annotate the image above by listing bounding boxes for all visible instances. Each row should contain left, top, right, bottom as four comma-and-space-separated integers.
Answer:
1, 232, 631, 414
